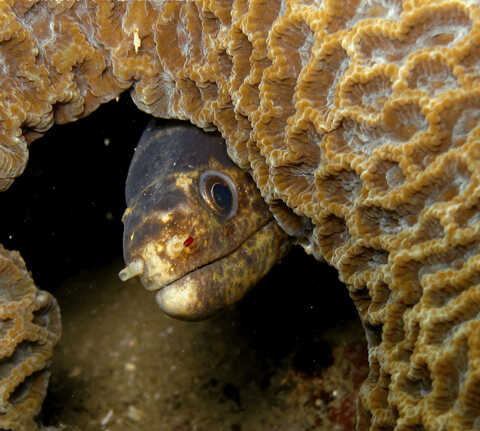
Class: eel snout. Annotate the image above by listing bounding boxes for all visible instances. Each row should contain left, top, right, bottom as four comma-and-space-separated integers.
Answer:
119, 258, 144, 282
120, 120, 290, 320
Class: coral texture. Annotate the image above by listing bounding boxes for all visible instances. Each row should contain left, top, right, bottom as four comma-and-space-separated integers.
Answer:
2, 0, 480, 429
0, 245, 61, 431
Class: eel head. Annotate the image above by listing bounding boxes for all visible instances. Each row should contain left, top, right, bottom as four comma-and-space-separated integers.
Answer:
120, 120, 290, 320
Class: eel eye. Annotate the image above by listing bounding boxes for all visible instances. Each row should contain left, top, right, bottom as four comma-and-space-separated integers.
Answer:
199, 170, 238, 219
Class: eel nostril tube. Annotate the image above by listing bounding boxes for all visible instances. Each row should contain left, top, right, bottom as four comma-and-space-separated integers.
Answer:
118, 259, 145, 282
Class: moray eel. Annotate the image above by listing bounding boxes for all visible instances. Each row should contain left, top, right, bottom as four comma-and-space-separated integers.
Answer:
120, 121, 290, 320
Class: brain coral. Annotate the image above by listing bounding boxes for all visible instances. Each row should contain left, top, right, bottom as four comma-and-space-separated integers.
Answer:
0, 245, 61, 431
2, 0, 480, 429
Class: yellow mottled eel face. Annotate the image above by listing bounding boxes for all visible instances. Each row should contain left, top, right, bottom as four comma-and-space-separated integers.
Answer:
120, 121, 290, 320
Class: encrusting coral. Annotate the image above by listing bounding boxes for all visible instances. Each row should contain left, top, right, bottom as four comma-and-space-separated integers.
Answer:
1, 0, 480, 429
0, 246, 61, 431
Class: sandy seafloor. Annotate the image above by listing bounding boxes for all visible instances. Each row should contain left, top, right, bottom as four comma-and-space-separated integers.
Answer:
43, 251, 368, 431
0, 94, 369, 430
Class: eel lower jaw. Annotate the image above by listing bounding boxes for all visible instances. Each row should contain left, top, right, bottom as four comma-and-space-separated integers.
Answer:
153, 220, 289, 321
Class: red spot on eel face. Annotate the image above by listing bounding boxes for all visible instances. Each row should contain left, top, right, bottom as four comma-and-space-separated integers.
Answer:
184, 236, 194, 247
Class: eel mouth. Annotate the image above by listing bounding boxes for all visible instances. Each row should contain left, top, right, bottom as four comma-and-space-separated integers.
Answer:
157, 218, 274, 290
153, 220, 286, 321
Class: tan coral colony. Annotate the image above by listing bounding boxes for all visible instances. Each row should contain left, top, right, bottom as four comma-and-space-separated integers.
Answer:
2, 0, 480, 430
